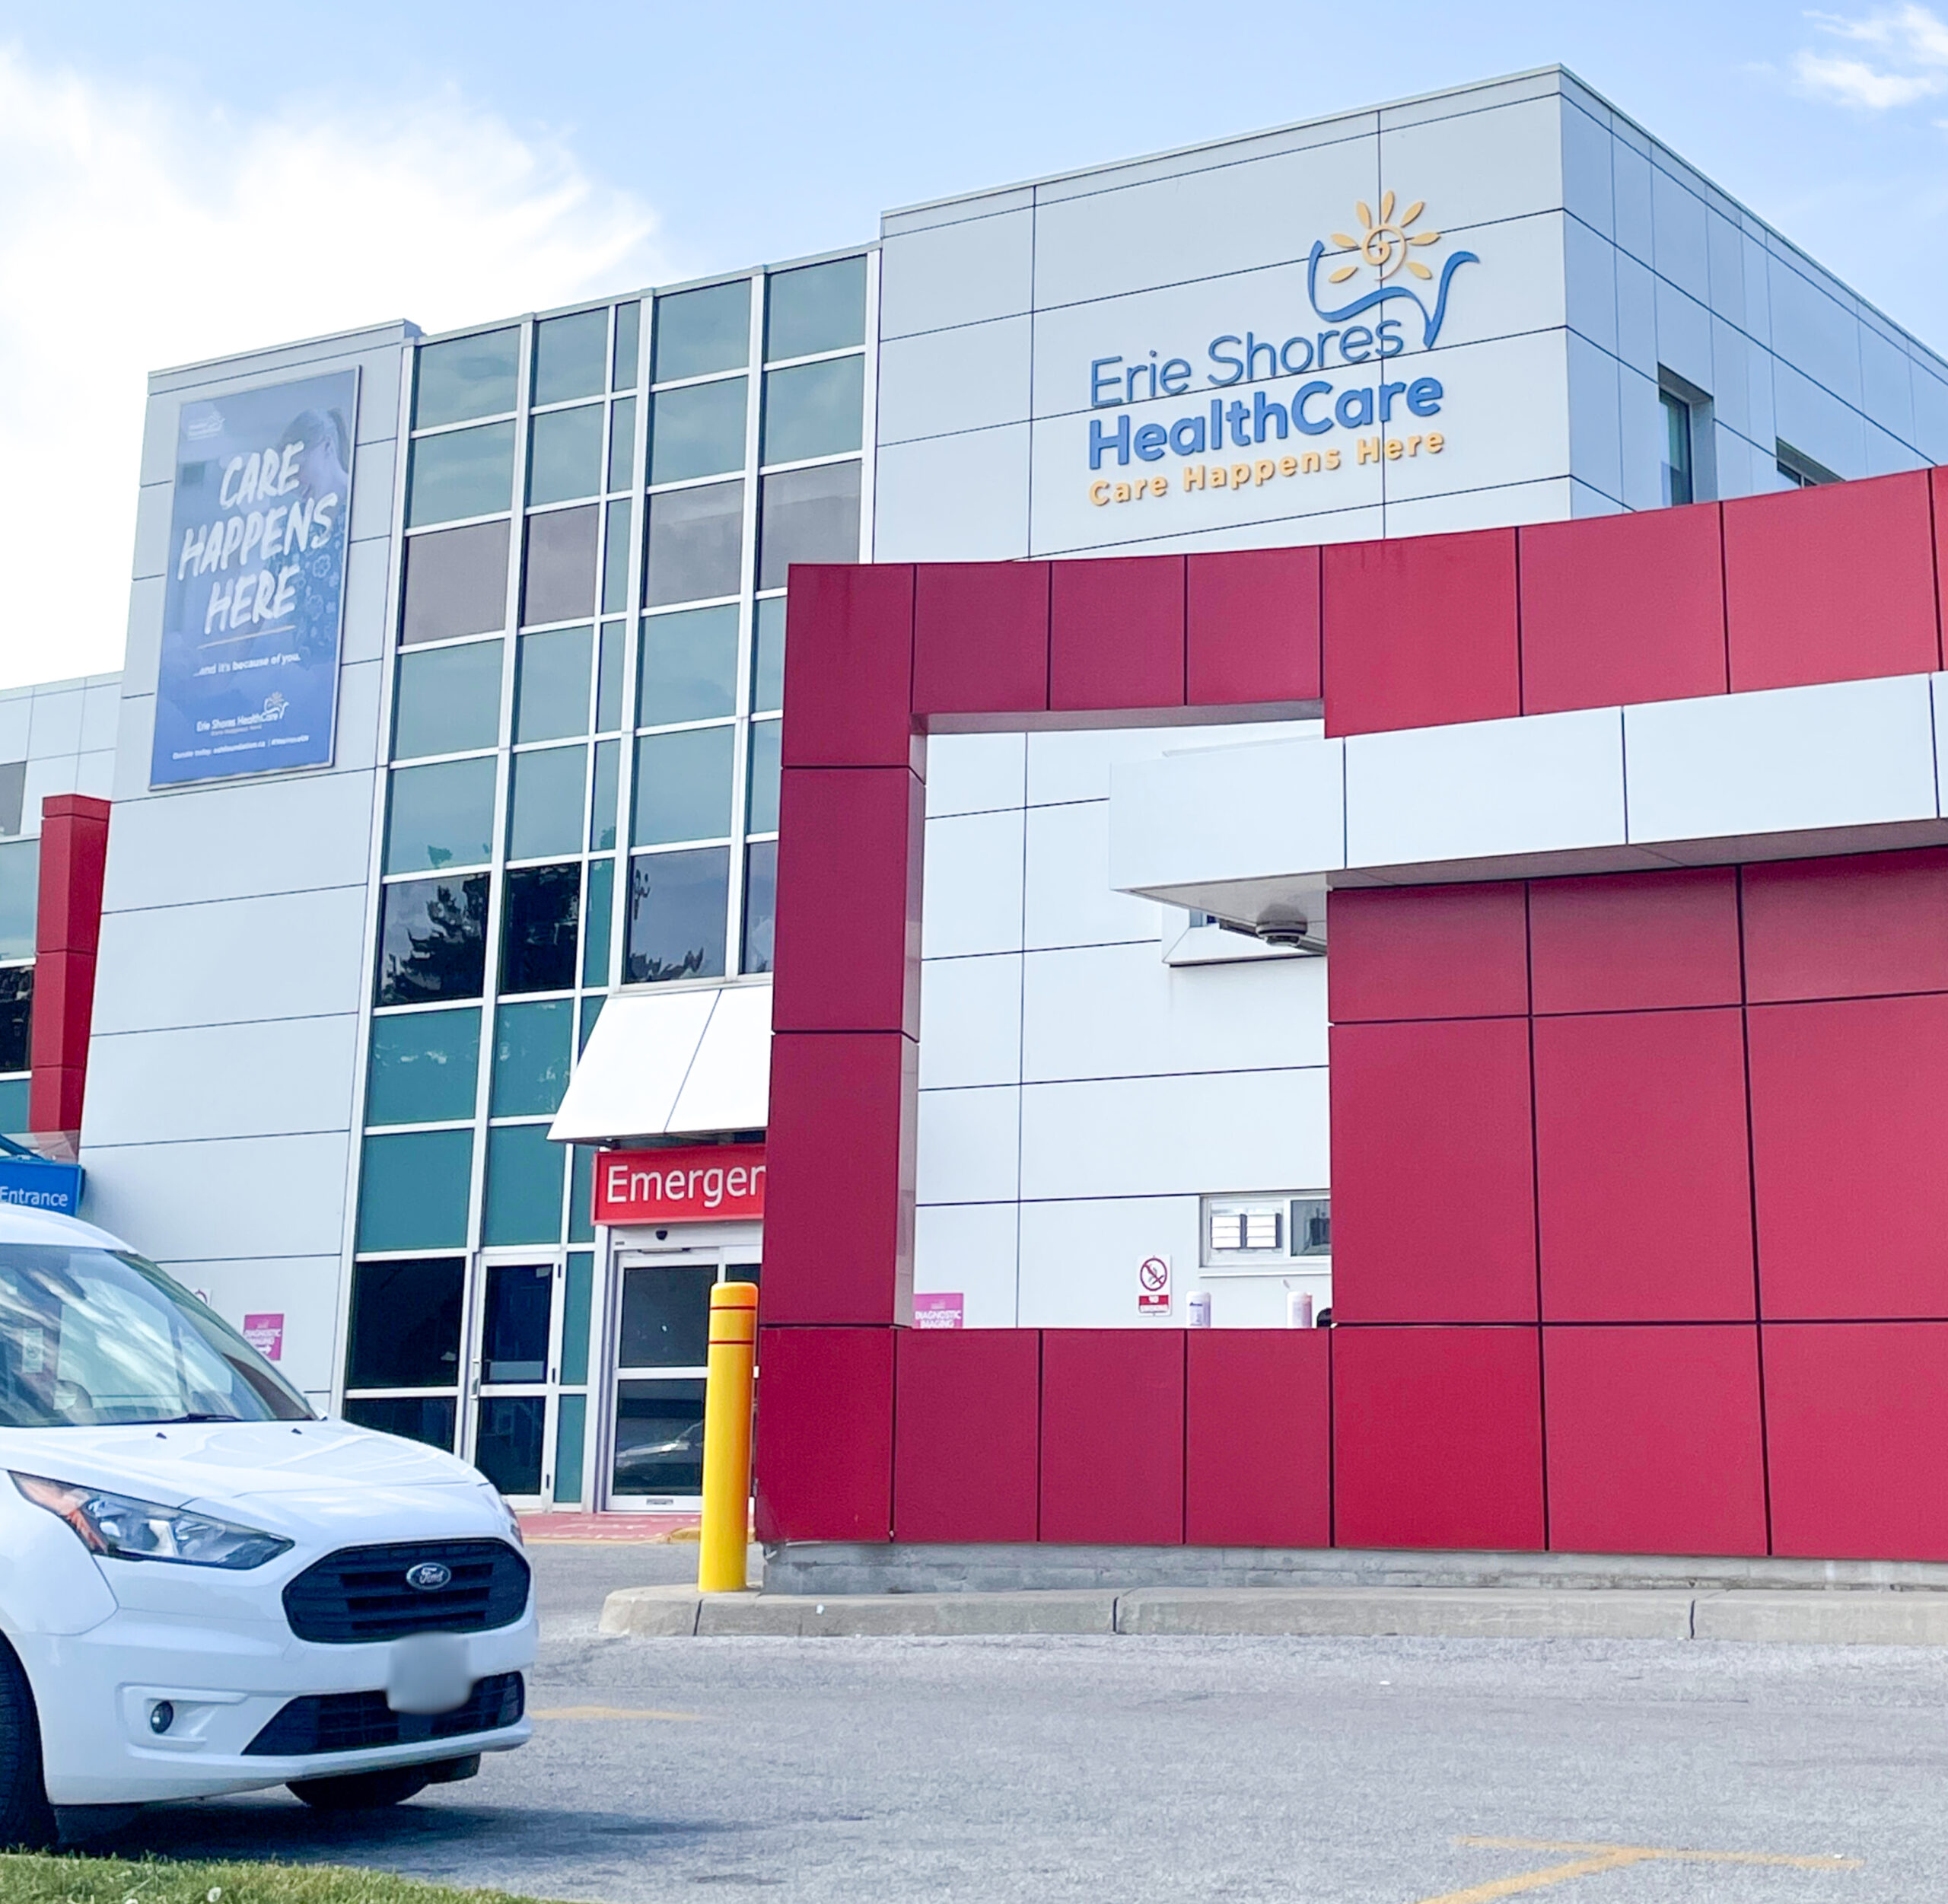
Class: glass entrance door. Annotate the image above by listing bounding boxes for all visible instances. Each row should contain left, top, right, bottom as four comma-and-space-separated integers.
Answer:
464, 1256, 563, 1508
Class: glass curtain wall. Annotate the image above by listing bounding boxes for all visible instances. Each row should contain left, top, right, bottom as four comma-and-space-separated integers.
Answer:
341, 256, 870, 1503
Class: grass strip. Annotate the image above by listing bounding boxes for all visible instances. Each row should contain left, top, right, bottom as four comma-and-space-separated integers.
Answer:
0, 1855, 554, 1904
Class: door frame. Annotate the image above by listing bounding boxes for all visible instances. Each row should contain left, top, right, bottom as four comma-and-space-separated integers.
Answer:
460, 1248, 568, 1510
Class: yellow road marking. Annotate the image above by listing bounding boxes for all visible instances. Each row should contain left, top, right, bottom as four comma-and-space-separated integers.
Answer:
1412, 1836, 1862, 1902
528, 1705, 705, 1721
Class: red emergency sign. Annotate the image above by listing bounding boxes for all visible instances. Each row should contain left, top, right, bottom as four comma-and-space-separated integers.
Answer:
594, 1144, 767, 1225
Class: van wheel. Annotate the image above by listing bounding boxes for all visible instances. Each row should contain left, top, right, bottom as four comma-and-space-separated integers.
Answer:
0, 1642, 56, 1850
288, 1767, 433, 1810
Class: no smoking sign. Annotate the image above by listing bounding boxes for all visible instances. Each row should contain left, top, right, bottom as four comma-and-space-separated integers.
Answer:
1137, 1254, 1173, 1316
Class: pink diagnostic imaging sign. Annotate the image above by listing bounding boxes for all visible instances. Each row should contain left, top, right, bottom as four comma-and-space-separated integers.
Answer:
912, 1293, 964, 1329
243, 1313, 285, 1361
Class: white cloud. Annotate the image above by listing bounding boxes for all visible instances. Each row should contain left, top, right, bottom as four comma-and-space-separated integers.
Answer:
0, 46, 665, 690
1797, 5, 1948, 106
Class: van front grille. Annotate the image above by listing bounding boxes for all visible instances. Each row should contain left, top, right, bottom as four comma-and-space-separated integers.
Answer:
244, 1673, 524, 1756
282, 1540, 530, 1643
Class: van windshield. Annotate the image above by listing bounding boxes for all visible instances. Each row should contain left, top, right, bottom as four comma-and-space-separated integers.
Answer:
0, 1245, 311, 1428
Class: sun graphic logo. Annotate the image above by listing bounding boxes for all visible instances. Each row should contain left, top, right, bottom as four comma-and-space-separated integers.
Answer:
1307, 192, 1479, 349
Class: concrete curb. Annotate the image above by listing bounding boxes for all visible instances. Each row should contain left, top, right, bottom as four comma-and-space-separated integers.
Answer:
597, 1581, 1948, 1644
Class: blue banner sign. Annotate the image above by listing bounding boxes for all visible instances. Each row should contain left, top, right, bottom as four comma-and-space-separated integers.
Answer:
151, 369, 358, 787
0, 1156, 84, 1218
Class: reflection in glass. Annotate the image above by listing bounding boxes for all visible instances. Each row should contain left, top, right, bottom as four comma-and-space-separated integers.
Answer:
620, 1265, 715, 1368
607, 396, 638, 492
385, 756, 497, 873
578, 993, 605, 1052
633, 724, 734, 845
533, 307, 609, 406
355, 1130, 474, 1253
590, 738, 619, 851
603, 498, 633, 613
484, 1123, 564, 1247
742, 840, 777, 976
366, 1006, 481, 1126
415, 330, 520, 428
0, 839, 38, 963
626, 848, 728, 984
555, 1390, 587, 1503
393, 638, 502, 759
596, 622, 626, 731
342, 1394, 456, 1451
514, 624, 592, 742
746, 718, 781, 833
612, 1379, 706, 1496
508, 744, 587, 861
653, 281, 750, 382
650, 377, 747, 483
761, 357, 864, 465
582, 860, 614, 987
375, 875, 489, 1006
402, 521, 509, 645
562, 1252, 594, 1386
527, 405, 604, 505
500, 863, 581, 994
522, 506, 600, 626
492, 998, 575, 1116
481, 1261, 552, 1381
644, 481, 743, 607
766, 256, 867, 361
474, 1396, 546, 1496
759, 462, 861, 588
638, 605, 738, 724
407, 422, 514, 527
612, 303, 641, 390
344, 1258, 463, 1392
0, 969, 31, 1075
752, 596, 785, 712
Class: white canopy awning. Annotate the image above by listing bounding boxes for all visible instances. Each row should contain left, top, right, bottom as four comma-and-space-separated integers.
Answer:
547, 982, 771, 1144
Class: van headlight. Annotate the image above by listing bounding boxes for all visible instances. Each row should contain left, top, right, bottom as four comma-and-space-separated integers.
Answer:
11, 1473, 293, 1569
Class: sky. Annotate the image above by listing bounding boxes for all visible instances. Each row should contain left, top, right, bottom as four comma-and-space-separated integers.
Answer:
2, 0, 1947, 686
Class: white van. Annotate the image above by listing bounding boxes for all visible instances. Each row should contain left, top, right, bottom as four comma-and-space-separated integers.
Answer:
0, 1202, 536, 1844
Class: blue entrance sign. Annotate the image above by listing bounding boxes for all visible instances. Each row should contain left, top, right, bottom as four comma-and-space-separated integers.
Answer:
151, 369, 358, 788
0, 1154, 84, 1217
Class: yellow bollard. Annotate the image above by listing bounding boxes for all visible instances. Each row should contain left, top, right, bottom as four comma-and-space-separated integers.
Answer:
697, 1282, 759, 1593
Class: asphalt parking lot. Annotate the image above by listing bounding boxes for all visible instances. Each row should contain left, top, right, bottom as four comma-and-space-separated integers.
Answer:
76, 1542, 1948, 1902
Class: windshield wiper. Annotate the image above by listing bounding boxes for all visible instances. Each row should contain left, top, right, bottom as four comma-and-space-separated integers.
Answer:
145, 1412, 246, 1425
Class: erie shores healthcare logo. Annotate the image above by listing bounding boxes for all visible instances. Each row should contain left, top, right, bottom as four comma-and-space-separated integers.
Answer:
1084, 191, 1479, 510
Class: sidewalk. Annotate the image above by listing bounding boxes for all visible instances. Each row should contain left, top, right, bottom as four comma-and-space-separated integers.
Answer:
520, 1511, 699, 1542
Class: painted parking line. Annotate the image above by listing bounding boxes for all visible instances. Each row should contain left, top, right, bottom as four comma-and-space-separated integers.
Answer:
528, 1705, 706, 1721
1413, 1836, 1861, 1902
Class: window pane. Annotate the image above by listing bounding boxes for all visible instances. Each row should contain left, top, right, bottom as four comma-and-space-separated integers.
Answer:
607, 397, 638, 492
590, 737, 619, 850
376, 874, 490, 1006
613, 1379, 705, 1495
0, 761, 24, 837
342, 1394, 456, 1451
0, 839, 39, 961
582, 859, 614, 986
568, 1145, 595, 1244
633, 724, 734, 845
762, 357, 864, 464
742, 839, 777, 976
0, 1074, 27, 1134
402, 521, 509, 645
644, 481, 744, 607
508, 743, 587, 861
385, 756, 496, 874
484, 1123, 565, 1247
752, 596, 785, 712
562, 1250, 595, 1386
746, 718, 781, 833
407, 421, 514, 527
416, 330, 519, 428
620, 1265, 714, 1369
393, 638, 502, 759
555, 1390, 587, 1502
759, 462, 861, 589
514, 624, 593, 743
0, 967, 32, 1074
596, 622, 625, 730
482, 1260, 552, 1381
492, 997, 575, 1116
638, 604, 738, 724
579, 992, 605, 1052
476, 1395, 546, 1496
521, 505, 599, 625
766, 256, 867, 361
650, 377, 746, 484
613, 302, 641, 390
626, 847, 728, 983
527, 404, 603, 505
347, 1256, 466, 1388
501, 862, 581, 994
1661, 390, 1694, 508
367, 1006, 481, 1126
654, 281, 750, 382
534, 308, 609, 406
356, 1131, 474, 1253
602, 498, 633, 613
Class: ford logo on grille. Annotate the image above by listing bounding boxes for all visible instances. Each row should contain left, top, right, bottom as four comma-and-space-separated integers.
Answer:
405, 1562, 453, 1591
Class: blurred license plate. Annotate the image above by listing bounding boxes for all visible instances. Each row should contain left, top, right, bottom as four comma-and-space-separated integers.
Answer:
386, 1634, 472, 1715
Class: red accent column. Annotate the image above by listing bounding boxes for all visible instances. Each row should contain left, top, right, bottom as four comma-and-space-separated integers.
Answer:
30, 794, 111, 1141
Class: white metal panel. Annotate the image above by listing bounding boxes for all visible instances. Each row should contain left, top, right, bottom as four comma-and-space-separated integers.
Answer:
872, 425, 1030, 562
921, 807, 1025, 957
1561, 97, 1613, 240
879, 208, 1035, 339
1650, 166, 1710, 301
1567, 331, 1623, 501
546, 989, 715, 1142
914, 1084, 1020, 1205
877, 316, 1033, 444
1026, 799, 1162, 950
1030, 720, 1317, 809
1377, 330, 1572, 506
667, 984, 772, 1135
1377, 92, 1566, 232
917, 951, 1022, 1091
1016, 1194, 1203, 1329
925, 733, 1025, 819
1654, 278, 1712, 395
27, 689, 84, 757
913, 1201, 1020, 1329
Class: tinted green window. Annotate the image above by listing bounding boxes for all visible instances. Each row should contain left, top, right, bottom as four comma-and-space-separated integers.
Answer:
650, 377, 746, 483
759, 462, 860, 589
596, 622, 626, 731
568, 1146, 596, 1246
644, 482, 743, 607
367, 1007, 481, 1125
607, 398, 637, 492
554, 1390, 587, 1503
385, 756, 497, 873
590, 737, 620, 851
492, 997, 575, 1116
534, 308, 610, 406
521, 507, 600, 626
654, 281, 750, 382
346, 1256, 466, 1389
766, 256, 867, 361
508, 744, 586, 861
746, 718, 781, 833
514, 625, 592, 741
761, 357, 864, 465
742, 840, 776, 975
501, 864, 581, 994
375, 874, 489, 1007
357, 1130, 474, 1252
613, 303, 641, 390
579, 990, 606, 1050
406, 422, 514, 527
0, 1075, 27, 1135
639, 605, 738, 724
625, 848, 728, 984
633, 724, 734, 845
416, 330, 520, 428
0, 839, 38, 962
484, 1123, 565, 1247
402, 521, 508, 645
528, 405, 604, 505
562, 1251, 595, 1385
342, 1394, 456, 1450
752, 597, 785, 712
582, 860, 614, 987
603, 498, 633, 614
393, 638, 502, 760
0, 971, 27, 1076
